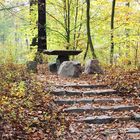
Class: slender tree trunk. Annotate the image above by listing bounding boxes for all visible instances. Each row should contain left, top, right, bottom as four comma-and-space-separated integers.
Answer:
15, 25, 18, 47
67, 0, 70, 45
86, 0, 96, 59
135, 30, 139, 67
63, 0, 71, 49
75, 4, 84, 50
135, 42, 138, 67
125, 2, 130, 56
84, 41, 89, 60
64, 0, 67, 40
110, 0, 116, 64
38, 0, 47, 52
73, 0, 79, 50
30, 0, 38, 47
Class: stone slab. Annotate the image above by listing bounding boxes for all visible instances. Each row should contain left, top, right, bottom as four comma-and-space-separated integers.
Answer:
79, 114, 140, 124
126, 128, 140, 133
83, 89, 117, 96
79, 115, 130, 124
43, 50, 82, 56
63, 105, 138, 113
54, 99, 93, 105
51, 89, 117, 96
94, 98, 123, 103
55, 84, 107, 88
54, 98, 123, 105
104, 128, 140, 135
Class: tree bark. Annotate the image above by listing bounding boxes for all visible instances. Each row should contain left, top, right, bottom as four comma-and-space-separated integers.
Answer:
84, 41, 89, 60
73, 0, 79, 50
63, 0, 71, 49
110, 0, 116, 64
38, 0, 47, 52
135, 42, 138, 67
86, 0, 96, 59
67, 0, 70, 45
30, 0, 37, 47
125, 2, 130, 56
75, 4, 84, 50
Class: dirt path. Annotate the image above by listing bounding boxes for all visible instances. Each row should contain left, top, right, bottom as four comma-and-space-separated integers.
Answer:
44, 72, 140, 140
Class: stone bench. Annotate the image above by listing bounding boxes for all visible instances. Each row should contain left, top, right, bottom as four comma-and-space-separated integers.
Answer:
43, 50, 82, 73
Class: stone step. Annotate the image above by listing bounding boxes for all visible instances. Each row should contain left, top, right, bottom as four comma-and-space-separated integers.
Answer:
126, 128, 140, 134
63, 105, 138, 113
51, 89, 117, 96
104, 128, 140, 135
79, 114, 140, 124
54, 98, 123, 105
54, 84, 107, 88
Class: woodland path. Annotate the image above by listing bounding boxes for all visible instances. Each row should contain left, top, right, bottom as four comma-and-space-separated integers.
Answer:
45, 73, 140, 140
36, 67, 140, 140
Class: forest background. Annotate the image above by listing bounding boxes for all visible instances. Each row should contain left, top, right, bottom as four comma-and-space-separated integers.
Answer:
0, 0, 139, 66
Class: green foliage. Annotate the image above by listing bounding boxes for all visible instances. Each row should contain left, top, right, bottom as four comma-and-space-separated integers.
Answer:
0, 0, 139, 65
0, 44, 29, 63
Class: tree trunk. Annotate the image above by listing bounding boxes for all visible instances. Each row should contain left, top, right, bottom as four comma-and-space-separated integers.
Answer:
73, 0, 79, 50
84, 41, 89, 60
67, 0, 70, 46
63, 0, 71, 49
125, 2, 130, 56
30, 0, 38, 47
110, 0, 116, 64
135, 42, 138, 67
75, 4, 84, 50
135, 30, 139, 67
38, 0, 47, 52
86, 0, 96, 59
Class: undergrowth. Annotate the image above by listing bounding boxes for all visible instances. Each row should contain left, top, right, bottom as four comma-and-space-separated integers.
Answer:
0, 63, 68, 140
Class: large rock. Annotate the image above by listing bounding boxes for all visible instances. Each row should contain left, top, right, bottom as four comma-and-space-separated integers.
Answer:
48, 62, 57, 73
58, 61, 82, 78
85, 59, 104, 74
26, 61, 37, 72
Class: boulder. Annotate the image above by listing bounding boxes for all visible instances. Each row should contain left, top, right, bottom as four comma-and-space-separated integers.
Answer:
58, 61, 82, 78
26, 61, 37, 72
48, 62, 57, 73
85, 59, 104, 74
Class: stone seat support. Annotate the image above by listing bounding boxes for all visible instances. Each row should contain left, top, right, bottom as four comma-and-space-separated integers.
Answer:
43, 50, 82, 72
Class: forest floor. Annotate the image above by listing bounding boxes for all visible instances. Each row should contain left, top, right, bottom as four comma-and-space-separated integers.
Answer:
0, 64, 140, 140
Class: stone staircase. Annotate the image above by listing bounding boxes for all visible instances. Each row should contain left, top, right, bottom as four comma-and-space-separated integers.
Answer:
50, 84, 140, 139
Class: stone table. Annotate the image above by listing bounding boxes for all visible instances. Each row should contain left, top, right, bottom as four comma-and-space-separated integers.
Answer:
43, 50, 82, 72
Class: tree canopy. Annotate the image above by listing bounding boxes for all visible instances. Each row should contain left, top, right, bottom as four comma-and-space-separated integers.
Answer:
0, 0, 139, 65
